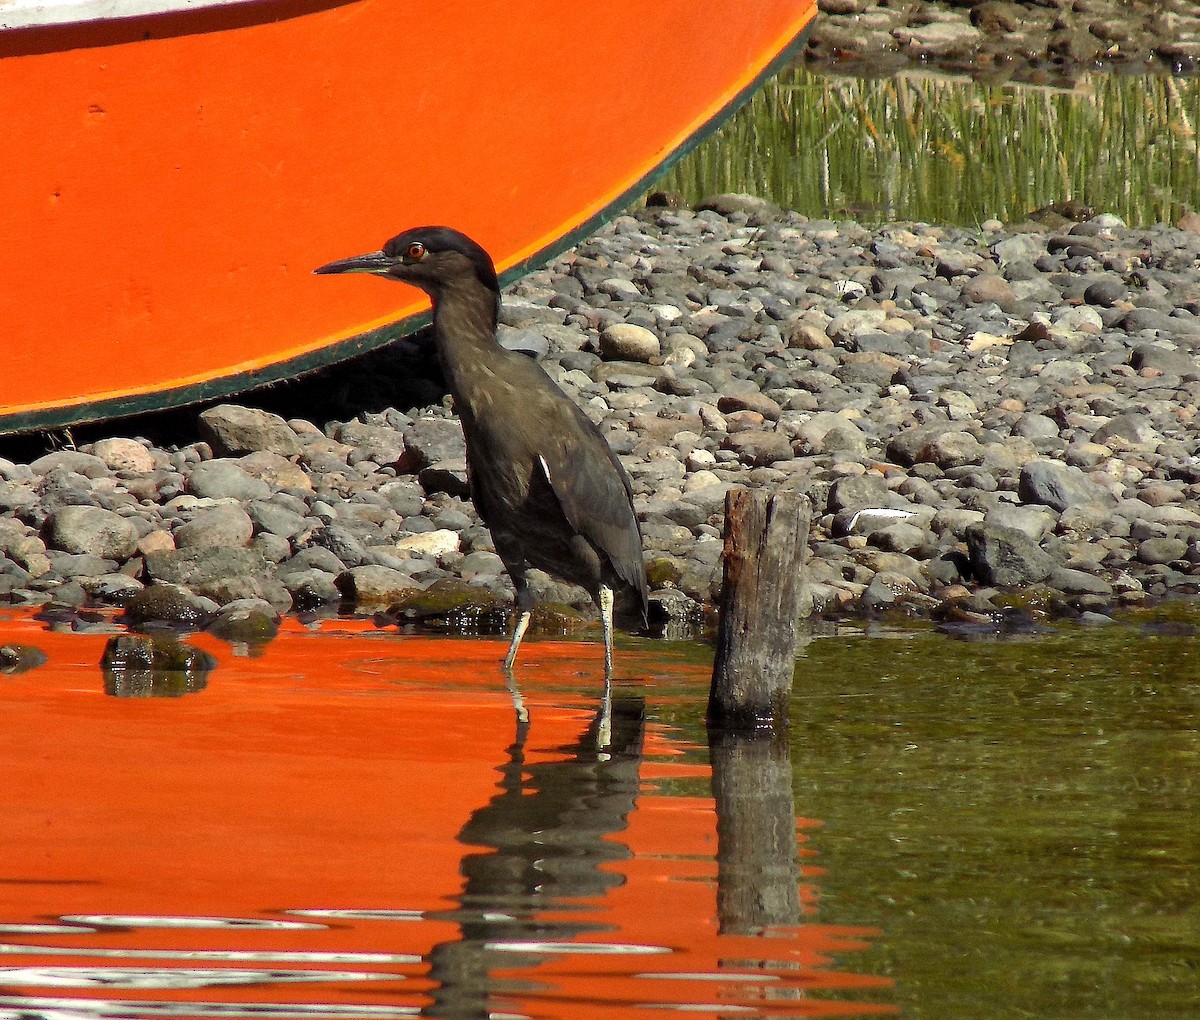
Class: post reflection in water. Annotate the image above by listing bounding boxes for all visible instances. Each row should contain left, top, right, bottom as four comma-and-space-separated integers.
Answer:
709, 728, 803, 935
424, 683, 646, 1018
705, 726, 897, 1016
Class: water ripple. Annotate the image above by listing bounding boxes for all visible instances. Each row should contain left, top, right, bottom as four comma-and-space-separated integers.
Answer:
0, 995, 418, 1019
58, 917, 324, 931
0, 945, 418, 965
0, 967, 399, 989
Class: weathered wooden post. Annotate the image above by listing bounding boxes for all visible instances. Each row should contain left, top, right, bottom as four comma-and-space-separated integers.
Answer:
707, 486, 811, 730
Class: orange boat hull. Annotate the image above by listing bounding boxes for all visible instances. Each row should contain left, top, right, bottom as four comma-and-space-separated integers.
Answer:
0, 0, 816, 433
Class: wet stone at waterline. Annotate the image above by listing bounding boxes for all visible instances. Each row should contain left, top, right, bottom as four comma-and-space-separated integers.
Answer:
0, 643, 47, 674
205, 597, 282, 649
100, 634, 216, 698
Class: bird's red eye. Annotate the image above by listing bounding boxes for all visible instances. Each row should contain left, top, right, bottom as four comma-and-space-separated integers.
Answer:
407, 242, 426, 260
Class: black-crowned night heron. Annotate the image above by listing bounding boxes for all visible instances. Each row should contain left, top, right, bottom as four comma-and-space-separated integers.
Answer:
315, 226, 647, 676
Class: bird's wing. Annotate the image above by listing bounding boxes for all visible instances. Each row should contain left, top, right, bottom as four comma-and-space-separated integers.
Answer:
459, 349, 647, 612
535, 394, 648, 607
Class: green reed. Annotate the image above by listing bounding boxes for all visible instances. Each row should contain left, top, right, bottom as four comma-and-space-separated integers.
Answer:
661, 66, 1200, 227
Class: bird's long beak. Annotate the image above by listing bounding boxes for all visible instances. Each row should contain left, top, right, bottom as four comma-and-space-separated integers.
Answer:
312, 250, 394, 276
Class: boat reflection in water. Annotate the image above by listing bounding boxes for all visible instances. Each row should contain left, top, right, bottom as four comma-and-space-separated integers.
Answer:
0, 613, 894, 1018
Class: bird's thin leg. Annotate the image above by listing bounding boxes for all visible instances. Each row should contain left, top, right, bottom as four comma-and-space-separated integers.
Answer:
503, 579, 534, 673
599, 583, 615, 678
503, 610, 531, 672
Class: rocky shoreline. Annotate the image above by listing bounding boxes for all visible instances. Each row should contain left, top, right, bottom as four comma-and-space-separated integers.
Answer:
3, 199, 1200, 644
804, 0, 1200, 84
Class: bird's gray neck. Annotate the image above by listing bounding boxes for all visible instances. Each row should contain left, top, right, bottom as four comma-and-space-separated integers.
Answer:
431, 279, 504, 420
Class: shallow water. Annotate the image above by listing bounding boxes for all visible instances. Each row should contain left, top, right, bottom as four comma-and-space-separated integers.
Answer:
785, 617, 1200, 1019
0, 608, 1196, 1018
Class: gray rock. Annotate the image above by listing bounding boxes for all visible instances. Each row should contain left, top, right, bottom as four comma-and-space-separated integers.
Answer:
0, 479, 39, 513
45, 506, 138, 560
29, 450, 109, 479
282, 545, 348, 575
279, 567, 341, 608
187, 460, 273, 501
887, 426, 940, 466
44, 552, 118, 579
175, 505, 255, 550
1019, 460, 1117, 512
144, 547, 270, 603
403, 418, 466, 468
861, 571, 929, 611
1130, 344, 1198, 378
199, 404, 302, 457
1137, 537, 1188, 564
91, 438, 157, 474
985, 504, 1056, 541
458, 550, 506, 578
828, 474, 891, 512
311, 525, 371, 567
1046, 567, 1113, 597
253, 532, 292, 564
931, 507, 987, 537
720, 431, 794, 466
966, 522, 1055, 586
993, 234, 1044, 264
79, 574, 144, 604
1038, 359, 1093, 385
788, 411, 869, 455
597, 277, 642, 301
1123, 307, 1180, 333
868, 521, 932, 555
335, 420, 406, 465
380, 481, 425, 517
1092, 414, 1161, 447
1083, 276, 1126, 307
918, 430, 983, 469
247, 501, 310, 540
337, 564, 418, 603
43, 579, 89, 606
419, 461, 472, 498
1013, 414, 1062, 442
